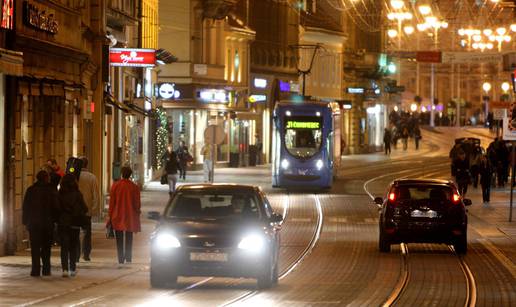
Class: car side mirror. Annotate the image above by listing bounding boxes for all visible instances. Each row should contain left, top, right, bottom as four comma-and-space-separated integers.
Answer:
147, 211, 161, 221
463, 199, 472, 206
270, 213, 283, 223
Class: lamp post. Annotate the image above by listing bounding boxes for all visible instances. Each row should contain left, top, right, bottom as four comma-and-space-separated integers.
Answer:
483, 82, 491, 127
387, 0, 412, 85
426, 16, 447, 127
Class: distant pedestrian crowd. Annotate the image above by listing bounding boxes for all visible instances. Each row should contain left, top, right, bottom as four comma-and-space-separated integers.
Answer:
383, 111, 422, 155
22, 156, 141, 278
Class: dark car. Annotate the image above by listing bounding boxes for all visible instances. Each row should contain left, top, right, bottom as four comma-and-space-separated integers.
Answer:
374, 179, 471, 254
148, 184, 283, 289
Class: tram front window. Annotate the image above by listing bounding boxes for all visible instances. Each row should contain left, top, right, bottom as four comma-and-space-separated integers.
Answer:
284, 116, 322, 159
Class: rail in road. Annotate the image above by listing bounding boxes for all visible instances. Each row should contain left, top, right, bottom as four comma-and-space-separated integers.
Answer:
363, 159, 477, 307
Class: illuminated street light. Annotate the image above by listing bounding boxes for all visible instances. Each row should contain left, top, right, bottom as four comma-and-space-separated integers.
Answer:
501, 82, 510, 93
483, 82, 491, 93
410, 103, 418, 112
473, 35, 482, 42
483, 29, 493, 36
388, 29, 398, 38
391, 0, 404, 9
496, 27, 507, 35
404, 26, 415, 35
511, 24, 516, 32
418, 23, 428, 31
418, 5, 432, 15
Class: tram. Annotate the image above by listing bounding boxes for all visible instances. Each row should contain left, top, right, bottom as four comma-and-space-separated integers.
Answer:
272, 100, 334, 189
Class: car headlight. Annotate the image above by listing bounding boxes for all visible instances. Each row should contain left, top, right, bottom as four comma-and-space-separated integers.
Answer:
316, 159, 324, 170
281, 159, 290, 170
238, 234, 265, 252
155, 233, 181, 249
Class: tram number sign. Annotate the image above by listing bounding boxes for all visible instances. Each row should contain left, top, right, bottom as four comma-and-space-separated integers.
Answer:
286, 121, 320, 129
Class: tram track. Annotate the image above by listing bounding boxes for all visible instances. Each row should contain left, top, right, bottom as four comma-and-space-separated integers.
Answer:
364, 160, 477, 307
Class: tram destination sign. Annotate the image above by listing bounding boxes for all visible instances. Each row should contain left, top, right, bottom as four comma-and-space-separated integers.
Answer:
286, 121, 320, 129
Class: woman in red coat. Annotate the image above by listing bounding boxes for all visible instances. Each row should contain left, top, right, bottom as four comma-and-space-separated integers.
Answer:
108, 166, 141, 264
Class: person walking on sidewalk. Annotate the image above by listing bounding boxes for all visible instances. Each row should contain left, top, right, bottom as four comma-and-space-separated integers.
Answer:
383, 128, 392, 155
469, 146, 482, 189
479, 154, 493, 204
452, 150, 471, 197
77, 157, 99, 262
176, 141, 190, 181
401, 127, 409, 151
108, 166, 141, 265
164, 147, 179, 194
201, 143, 213, 182
414, 126, 422, 150
22, 170, 59, 277
57, 174, 88, 277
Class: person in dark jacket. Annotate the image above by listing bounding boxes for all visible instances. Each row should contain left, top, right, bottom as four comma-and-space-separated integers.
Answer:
452, 150, 471, 197
479, 154, 493, 204
176, 141, 190, 180
414, 126, 422, 150
164, 146, 179, 194
383, 128, 392, 155
57, 174, 88, 277
22, 170, 59, 277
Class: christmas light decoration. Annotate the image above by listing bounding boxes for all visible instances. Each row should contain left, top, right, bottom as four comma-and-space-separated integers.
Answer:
155, 107, 169, 170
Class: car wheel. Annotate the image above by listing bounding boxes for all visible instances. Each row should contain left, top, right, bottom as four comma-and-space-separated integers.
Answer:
379, 229, 391, 253
257, 257, 274, 289
150, 265, 177, 288
454, 232, 467, 254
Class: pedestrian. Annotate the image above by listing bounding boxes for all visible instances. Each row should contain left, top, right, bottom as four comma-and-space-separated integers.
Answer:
452, 150, 471, 197
57, 174, 88, 277
201, 143, 213, 182
77, 157, 99, 262
402, 127, 409, 151
176, 141, 190, 181
255, 134, 263, 164
108, 166, 141, 265
383, 128, 392, 155
44, 163, 61, 191
469, 146, 482, 188
22, 170, 59, 277
414, 126, 422, 150
47, 158, 65, 178
164, 146, 179, 194
479, 154, 493, 204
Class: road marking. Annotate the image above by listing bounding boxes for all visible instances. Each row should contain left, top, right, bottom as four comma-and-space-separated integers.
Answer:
477, 238, 516, 279
289, 218, 312, 223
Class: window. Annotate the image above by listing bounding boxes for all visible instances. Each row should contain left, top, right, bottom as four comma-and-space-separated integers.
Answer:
284, 116, 323, 159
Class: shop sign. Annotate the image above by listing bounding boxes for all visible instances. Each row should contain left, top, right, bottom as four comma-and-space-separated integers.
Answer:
198, 89, 228, 103
109, 48, 156, 67
158, 83, 180, 100
249, 94, 267, 103
347, 87, 364, 94
254, 78, 267, 89
279, 81, 290, 92
416, 51, 442, 63
286, 121, 320, 129
1, 0, 13, 30
23, 1, 58, 34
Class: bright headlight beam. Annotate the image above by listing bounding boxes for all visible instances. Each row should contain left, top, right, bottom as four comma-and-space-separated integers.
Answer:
238, 235, 264, 251
281, 159, 289, 170
156, 233, 181, 249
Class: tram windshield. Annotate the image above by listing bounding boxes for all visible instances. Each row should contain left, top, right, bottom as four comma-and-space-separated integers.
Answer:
284, 116, 323, 159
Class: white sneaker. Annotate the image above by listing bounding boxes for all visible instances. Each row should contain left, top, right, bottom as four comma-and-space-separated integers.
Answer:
70, 270, 77, 277
62, 270, 69, 277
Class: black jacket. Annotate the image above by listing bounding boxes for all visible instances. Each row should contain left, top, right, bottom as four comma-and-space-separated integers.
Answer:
22, 181, 59, 231
164, 152, 179, 174
58, 190, 88, 228
479, 160, 492, 186
452, 158, 471, 183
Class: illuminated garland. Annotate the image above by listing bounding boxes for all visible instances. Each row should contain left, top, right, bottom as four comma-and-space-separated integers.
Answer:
155, 107, 168, 170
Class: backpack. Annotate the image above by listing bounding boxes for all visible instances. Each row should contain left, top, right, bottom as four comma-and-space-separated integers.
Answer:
66, 157, 83, 180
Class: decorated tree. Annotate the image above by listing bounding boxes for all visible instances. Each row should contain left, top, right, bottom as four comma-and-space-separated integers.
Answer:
155, 107, 168, 170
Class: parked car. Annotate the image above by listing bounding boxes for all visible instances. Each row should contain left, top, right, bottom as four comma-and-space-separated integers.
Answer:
375, 179, 471, 254
148, 184, 283, 289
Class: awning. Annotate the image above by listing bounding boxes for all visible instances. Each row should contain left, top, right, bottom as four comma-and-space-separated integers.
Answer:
104, 93, 130, 112
156, 49, 178, 64
125, 101, 153, 117
0, 48, 23, 76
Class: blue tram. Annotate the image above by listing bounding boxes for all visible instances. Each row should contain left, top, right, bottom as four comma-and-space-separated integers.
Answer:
272, 100, 334, 189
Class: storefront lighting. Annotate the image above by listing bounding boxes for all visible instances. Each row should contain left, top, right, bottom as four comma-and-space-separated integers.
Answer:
254, 78, 267, 88
482, 82, 491, 93
343, 104, 352, 110
366, 104, 381, 115
388, 62, 397, 74
421, 106, 427, 112
410, 103, 417, 112
199, 89, 228, 103
501, 82, 510, 93
394, 105, 399, 112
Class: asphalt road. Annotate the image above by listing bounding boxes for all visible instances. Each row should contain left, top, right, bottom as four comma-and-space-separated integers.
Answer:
2, 127, 515, 307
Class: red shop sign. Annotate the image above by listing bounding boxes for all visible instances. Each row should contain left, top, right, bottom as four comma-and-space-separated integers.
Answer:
109, 48, 156, 67
416, 51, 442, 63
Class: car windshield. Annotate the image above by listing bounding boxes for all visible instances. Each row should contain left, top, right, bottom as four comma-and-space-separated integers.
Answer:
284, 116, 323, 159
394, 185, 453, 201
165, 191, 261, 220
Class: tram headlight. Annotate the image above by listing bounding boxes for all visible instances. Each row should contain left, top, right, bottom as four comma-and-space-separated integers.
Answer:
316, 159, 324, 170
281, 159, 290, 170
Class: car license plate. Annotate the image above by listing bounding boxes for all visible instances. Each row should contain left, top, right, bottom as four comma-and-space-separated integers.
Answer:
190, 252, 228, 262
411, 210, 437, 218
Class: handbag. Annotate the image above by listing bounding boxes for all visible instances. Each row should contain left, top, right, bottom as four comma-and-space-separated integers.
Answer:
160, 174, 168, 185
105, 221, 115, 239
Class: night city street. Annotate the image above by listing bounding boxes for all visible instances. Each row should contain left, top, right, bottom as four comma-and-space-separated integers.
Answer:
0, 0, 515, 306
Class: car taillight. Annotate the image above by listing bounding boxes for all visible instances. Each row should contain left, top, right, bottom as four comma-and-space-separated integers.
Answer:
452, 193, 460, 203
389, 192, 396, 201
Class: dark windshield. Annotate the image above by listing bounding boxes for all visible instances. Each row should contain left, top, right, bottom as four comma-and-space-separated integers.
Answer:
284, 116, 323, 159
394, 185, 453, 201
165, 191, 261, 219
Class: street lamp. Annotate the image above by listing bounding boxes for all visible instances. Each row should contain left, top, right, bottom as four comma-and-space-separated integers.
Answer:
426, 15, 447, 127
502, 82, 510, 93
483, 82, 491, 127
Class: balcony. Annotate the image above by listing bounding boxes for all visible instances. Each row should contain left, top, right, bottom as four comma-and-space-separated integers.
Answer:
203, 0, 238, 20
